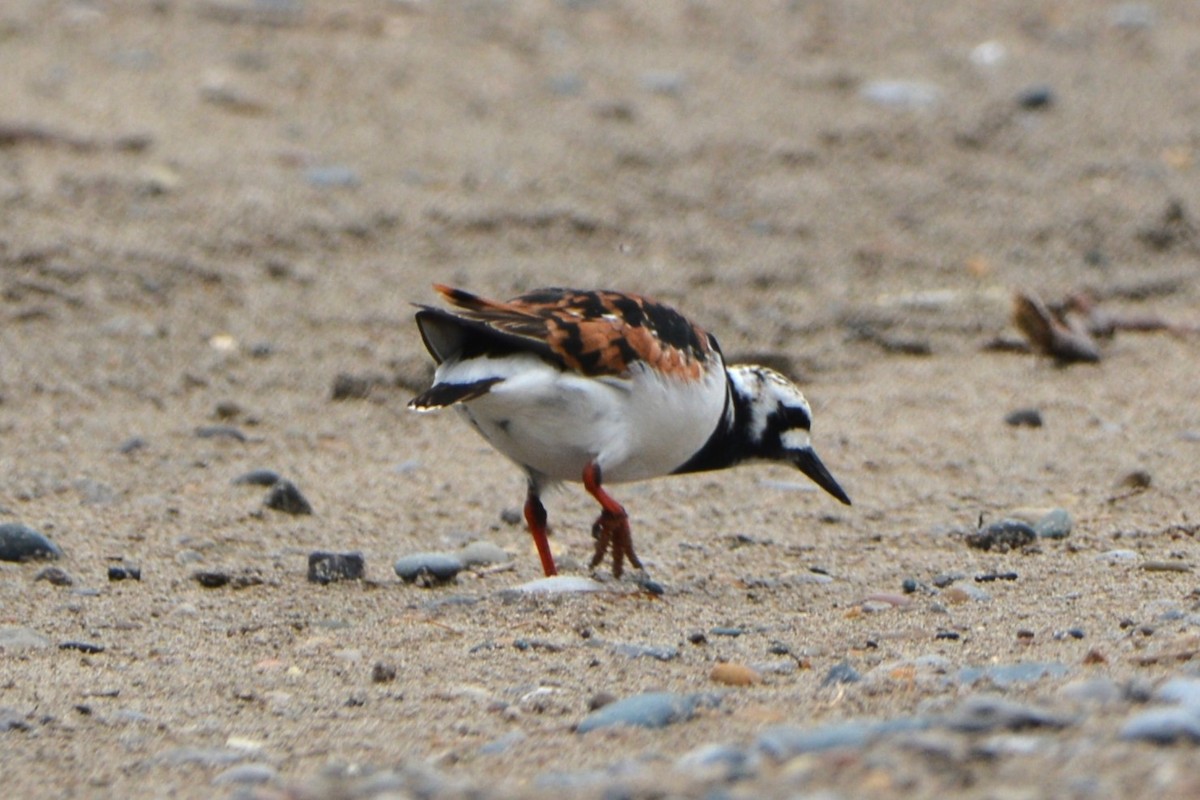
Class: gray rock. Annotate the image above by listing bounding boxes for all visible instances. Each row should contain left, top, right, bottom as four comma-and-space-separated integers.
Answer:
458, 540, 511, 567
1059, 678, 1123, 707
1034, 508, 1073, 539
157, 746, 250, 767
860, 80, 942, 111
956, 662, 1069, 688
307, 551, 365, 584
509, 575, 605, 594
212, 763, 278, 786
0, 627, 52, 651
757, 716, 929, 760
821, 660, 862, 688
675, 743, 758, 781
1119, 707, 1200, 744
0, 524, 63, 562
1153, 677, 1200, 710
576, 692, 723, 733
304, 165, 360, 189
477, 731, 526, 755
0, 707, 31, 731
394, 552, 463, 585
232, 469, 281, 486
965, 519, 1036, 552
943, 695, 1073, 732
1097, 549, 1139, 563
609, 642, 679, 661
264, 479, 313, 515
34, 566, 73, 586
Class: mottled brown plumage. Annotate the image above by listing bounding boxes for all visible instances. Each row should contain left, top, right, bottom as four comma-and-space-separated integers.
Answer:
431, 284, 716, 381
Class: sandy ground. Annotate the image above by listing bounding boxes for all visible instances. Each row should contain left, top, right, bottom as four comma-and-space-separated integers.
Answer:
2, 1, 1200, 798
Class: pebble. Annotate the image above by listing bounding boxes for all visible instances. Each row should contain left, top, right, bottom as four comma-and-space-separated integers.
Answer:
458, 540, 511, 567
0, 707, 31, 731
108, 564, 141, 581
307, 551, 365, 584
1119, 707, 1200, 744
674, 743, 758, 781
710, 663, 761, 686
158, 746, 250, 767
965, 519, 1036, 552
195, 569, 232, 588
943, 695, 1072, 732
1016, 85, 1055, 110
478, 731, 527, 756
232, 469, 282, 486
304, 165, 361, 189
757, 716, 928, 759
0, 627, 52, 651
1059, 678, 1123, 707
59, 640, 105, 654
499, 507, 523, 526
509, 576, 605, 594
1141, 561, 1192, 573
264, 480, 313, 515
212, 763, 279, 786
117, 436, 148, 454
194, 424, 246, 442
1034, 508, 1073, 539
0, 523, 63, 562
957, 662, 1069, 688
821, 660, 862, 688
1096, 549, 1139, 564
575, 692, 722, 733
1004, 408, 1043, 427
1153, 677, 1200, 709
393, 552, 463, 585
610, 642, 679, 661
859, 80, 942, 111
34, 566, 73, 586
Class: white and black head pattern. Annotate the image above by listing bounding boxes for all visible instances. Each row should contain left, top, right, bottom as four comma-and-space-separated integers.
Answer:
674, 365, 851, 505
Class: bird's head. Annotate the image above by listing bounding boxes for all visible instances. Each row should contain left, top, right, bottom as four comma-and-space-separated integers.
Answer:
726, 365, 852, 506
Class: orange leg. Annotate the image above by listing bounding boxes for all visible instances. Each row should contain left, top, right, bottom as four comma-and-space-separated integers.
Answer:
524, 485, 557, 577
583, 462, 642, 578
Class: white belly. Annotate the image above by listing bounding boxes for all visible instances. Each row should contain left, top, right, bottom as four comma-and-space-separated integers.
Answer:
437, 354, 726, 484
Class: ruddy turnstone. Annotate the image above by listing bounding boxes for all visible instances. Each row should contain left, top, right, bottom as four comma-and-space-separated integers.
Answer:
409, 284, 851, 578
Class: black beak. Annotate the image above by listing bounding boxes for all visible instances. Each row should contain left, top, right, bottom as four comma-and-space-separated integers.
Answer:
792, 447, 852, 506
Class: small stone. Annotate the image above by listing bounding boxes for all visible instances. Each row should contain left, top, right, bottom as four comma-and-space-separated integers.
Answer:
118, 436, 148, 454
901, 578, 919, 594
193, 570, 231, 588
675, 743, 757, 781
212, 763, 278, 786
1059, 678, 1123, 706
611, 642, 679, 661
1097, 549, 1139, 564
371, 662, 397, 683
1120, 469, 1152, 489
330, 372, 384, 400
1119, 708, 1200, 744
264, 480, 313, 515
1141, 561, 1192, 573
499, 508, 523, 526
1005, 408, 1043, 427
956, 662, 1069, 688
1016, 85, 1054, 110
710, 663, 761, 686
304, 165, 361, 189
1034, 508, 1073, 539
0, 627, 52, 651
509, 576, 605, 594
194, 425, 246, 442
478, 731, 526, 755
0, 707, 31, 731
393, 552, 463, 585
965, 519, 1036, 552
0, 524, 64, 562
107, 564, 141, 581
307, 551, 365, 584
710, 626, 745, 637
232, 469, 282, 486
575, 692, 722, 733
943, 694, 1072, 732
34, 566, 73, 586
756, 717, 929, 760
458, 541, 510, 567
860, 80, 942, 111
587, 691, 617, 711
158, 746, 249, 767
59, 641, 105, 654
821, 660, 861, 687
1153, 678, 1200, 709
